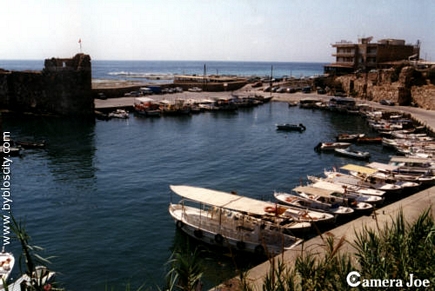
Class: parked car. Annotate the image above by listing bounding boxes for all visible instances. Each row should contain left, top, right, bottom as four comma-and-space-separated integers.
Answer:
302, 86, 311, 93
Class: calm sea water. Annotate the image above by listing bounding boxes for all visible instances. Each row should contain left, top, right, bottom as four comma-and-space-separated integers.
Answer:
0, 59, 326, 81
1, 60, 395, 290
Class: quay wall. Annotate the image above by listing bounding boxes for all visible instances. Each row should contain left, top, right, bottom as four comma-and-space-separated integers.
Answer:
0, 53, 93, 116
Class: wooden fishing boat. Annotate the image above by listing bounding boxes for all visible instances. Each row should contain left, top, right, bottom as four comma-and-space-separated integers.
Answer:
356, 136, 382, 144
336, 133, 364, 142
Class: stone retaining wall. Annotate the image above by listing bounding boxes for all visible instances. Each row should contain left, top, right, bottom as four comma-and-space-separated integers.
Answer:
335, 66, 435, 110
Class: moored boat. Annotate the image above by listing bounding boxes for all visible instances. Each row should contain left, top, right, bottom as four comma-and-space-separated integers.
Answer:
356, 136, 383, 144
307, 175, 386, 199
108, 109, 129, 119
314, 142, 351, 151
169, 185, 304, 256
334, 147, 370, 160
339, 164, 403, 195
336, 133, 364, 142
307, 179, 384, 205
6, 266, 55, 291
0, 249, 14, 290
14, 140, 46, 149
275, 187, 356, 216
276, 123, 306, 132
134, 97, 161, 117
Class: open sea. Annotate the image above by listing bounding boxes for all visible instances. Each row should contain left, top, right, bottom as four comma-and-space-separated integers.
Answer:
0, 60, 396, 290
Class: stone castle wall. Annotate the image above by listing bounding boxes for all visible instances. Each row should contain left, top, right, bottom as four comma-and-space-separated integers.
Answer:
334, 66, 435, 110
0, 53, 93, 116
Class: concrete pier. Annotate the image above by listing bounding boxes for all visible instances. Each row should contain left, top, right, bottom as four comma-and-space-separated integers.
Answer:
214, 186, 435, 290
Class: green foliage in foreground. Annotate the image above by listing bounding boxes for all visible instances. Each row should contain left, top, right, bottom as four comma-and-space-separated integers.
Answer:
256, 208, 435, 291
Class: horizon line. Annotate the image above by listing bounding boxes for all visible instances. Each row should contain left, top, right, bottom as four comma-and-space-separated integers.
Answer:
0, 58, 330, 64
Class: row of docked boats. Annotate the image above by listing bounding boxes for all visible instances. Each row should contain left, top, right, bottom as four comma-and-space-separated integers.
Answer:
169, 185, 330, 256
169, 152, 435, 256
363, 110, 435, 158
168, 164, 398, 257
133, 94, 272, 117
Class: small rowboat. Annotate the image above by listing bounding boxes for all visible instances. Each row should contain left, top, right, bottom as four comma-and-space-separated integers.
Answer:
314, 142, 351, 151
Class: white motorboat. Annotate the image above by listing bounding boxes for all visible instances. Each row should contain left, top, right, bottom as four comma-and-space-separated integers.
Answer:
366, 162, 422, 192
308, 174, 386, 198
274, 187, 356, 216
293, 186, 372, 213
5, 266, 55, 291
169, 185, 303, 256
307, 179, 384, 205
334, 147, 370, 160
108, 109, 129, 119
327, 165, 403, 196
0, 249, 14, 290
314, 142, 351, 151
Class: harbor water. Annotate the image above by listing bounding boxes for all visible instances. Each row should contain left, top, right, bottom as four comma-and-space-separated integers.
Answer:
0, 60, 396, 290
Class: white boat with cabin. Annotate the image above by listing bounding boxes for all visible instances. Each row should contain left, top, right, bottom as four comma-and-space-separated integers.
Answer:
307, 175, 386, 198
337, 164, 403, 195
169, 185, 304, 256
274, 187, 357, 216
308, 179, 384, 205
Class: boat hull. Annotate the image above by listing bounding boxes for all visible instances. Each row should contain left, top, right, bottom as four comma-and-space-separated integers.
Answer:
169, 203, 302, 256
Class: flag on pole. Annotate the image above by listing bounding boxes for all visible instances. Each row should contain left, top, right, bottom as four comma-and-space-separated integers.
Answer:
78, 38, 82, 53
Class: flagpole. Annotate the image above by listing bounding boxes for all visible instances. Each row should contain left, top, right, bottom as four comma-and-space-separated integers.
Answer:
78, 39, 82, 53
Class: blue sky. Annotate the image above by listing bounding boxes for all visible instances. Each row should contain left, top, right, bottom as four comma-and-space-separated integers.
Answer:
2, 0, 434, 62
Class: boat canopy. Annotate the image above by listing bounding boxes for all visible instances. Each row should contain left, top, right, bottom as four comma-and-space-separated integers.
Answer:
389, 156, 432, 164
311, 181, 347, 193
170, 185, 276, 215
367, 162, 398, 172
341, 164, 378, 175
293, 186, 338, 197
